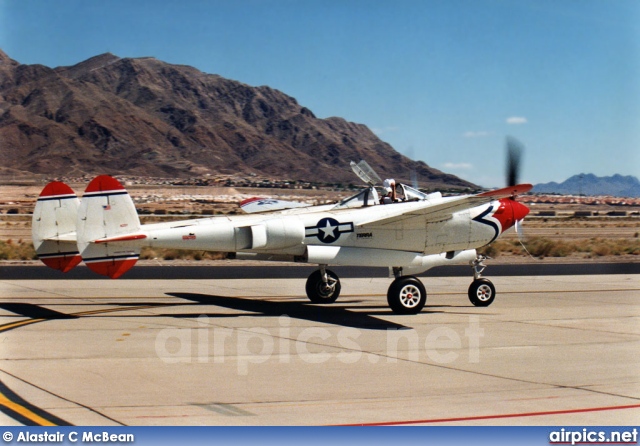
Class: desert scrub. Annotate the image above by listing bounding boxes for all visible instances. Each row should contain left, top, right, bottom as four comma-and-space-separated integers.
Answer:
139, 247, 226, 261
0, 241, 225, 262
479, 237, 640, 258
478, 240, 519, 257
584, 238, 640, 257
0, 239, 37, 260
479, 237, 576, 258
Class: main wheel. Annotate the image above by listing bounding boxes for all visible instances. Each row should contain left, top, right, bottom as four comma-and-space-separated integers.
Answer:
387, 276, 427, 314
468, 278, 496, 307
305, 269, 341, 303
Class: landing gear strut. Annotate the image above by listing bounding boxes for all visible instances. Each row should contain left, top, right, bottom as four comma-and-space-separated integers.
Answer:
468, 255, 496, 307
305, 265, 341, 303
304, 254, 495, 312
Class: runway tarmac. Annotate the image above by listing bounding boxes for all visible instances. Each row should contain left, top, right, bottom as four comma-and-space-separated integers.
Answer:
0, 272, 638, 426
2, 261, 639, 280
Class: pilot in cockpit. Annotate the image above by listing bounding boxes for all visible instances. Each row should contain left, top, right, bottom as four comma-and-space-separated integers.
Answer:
381, 179, 397, 204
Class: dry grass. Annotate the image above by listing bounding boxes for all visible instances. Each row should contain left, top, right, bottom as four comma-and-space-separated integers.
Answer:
139, 247, 226, 261
0, 239, 37, 260
0, 240, 227, 262
479, 237, 640, 258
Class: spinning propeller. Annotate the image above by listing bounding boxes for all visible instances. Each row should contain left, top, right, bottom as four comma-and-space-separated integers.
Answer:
506, 136, 524, 188
505, 136, 532, 253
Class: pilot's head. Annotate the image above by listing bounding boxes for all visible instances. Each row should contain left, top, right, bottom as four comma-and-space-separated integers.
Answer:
383, 179, 395, 194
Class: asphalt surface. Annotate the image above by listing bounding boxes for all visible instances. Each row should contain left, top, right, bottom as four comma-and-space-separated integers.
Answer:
0, 274, 638, 425
1, 262, 639, 280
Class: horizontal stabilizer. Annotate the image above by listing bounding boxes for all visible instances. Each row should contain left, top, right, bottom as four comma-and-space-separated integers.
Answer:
32, 181, 81, 272
93, 233, 147, 244
42, 233, 78, 242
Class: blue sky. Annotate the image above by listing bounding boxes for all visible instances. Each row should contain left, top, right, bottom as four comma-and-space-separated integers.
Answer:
1, 0, 638, 187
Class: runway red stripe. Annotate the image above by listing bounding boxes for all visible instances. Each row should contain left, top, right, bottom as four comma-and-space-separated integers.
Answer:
338, 403, 640, 426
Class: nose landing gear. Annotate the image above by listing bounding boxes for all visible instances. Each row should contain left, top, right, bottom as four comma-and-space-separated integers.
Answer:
468, 255, 496, 307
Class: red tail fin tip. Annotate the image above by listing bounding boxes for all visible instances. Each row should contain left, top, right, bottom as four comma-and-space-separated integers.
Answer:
84, 256, 139, 279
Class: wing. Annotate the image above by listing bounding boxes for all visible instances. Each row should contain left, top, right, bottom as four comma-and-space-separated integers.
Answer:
357, 184, 532, 228
240, 197, 310, 214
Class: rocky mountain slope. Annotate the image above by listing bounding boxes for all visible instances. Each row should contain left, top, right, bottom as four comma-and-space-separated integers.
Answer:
533, 174, 640, 198
0, 49, 474, 189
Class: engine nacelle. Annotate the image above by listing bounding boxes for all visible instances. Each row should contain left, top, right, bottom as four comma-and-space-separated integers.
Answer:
145, 218, 305, 252
305, 245, 476, 274
245, 218, 305, 250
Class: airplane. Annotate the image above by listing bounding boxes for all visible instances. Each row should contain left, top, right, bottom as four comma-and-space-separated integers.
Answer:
32, 143, 532, 314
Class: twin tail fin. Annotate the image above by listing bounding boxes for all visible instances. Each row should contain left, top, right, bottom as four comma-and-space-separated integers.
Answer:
32, 176, 143, 278
32, 181, 82, 273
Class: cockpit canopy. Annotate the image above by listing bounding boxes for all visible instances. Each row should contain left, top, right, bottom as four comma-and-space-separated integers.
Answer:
332, 183, 440, 209
395, 183, 430, 201
333, 187, 380, 209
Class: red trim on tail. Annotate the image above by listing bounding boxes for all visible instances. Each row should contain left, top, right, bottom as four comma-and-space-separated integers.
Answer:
240, 197, 263, 207
94, 234, 147, 244
40, 254, 82, 273
84, 175, 126, 194
39, 181, 76, 198
85, 257, 138, 279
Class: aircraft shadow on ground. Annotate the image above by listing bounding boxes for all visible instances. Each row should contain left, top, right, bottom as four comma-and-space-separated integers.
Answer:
0, 303, 79, 320
166, 292, 412, 330
0, 299, 488, 331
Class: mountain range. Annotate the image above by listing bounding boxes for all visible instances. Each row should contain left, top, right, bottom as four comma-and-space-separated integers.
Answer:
533, 174, 640, 198
0, 49, 474, 189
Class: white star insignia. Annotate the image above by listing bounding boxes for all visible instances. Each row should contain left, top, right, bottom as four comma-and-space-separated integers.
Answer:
318, 220, 337, 239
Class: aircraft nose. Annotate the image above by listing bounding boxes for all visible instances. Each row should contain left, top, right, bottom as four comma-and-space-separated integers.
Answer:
511, 200, 530, 222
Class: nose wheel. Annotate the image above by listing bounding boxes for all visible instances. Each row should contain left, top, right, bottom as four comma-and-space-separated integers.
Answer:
468, 255, 496, 306
468, 278, 495, 306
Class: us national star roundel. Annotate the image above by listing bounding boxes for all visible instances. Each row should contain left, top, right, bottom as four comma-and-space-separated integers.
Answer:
305, 217, 354, 243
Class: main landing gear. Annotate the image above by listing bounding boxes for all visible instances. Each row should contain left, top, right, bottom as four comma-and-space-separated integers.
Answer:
305, 266, 341, 303
387, 269, 427, 315
304, 255, 497, 314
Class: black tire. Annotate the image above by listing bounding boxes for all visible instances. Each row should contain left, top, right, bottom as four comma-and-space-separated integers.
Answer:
305, 269, 341, 303
468, 278, 496, 307
387, 276, 427, 314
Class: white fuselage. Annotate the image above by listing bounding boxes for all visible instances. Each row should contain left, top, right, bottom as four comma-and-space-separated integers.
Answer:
134, 197, 503, 269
